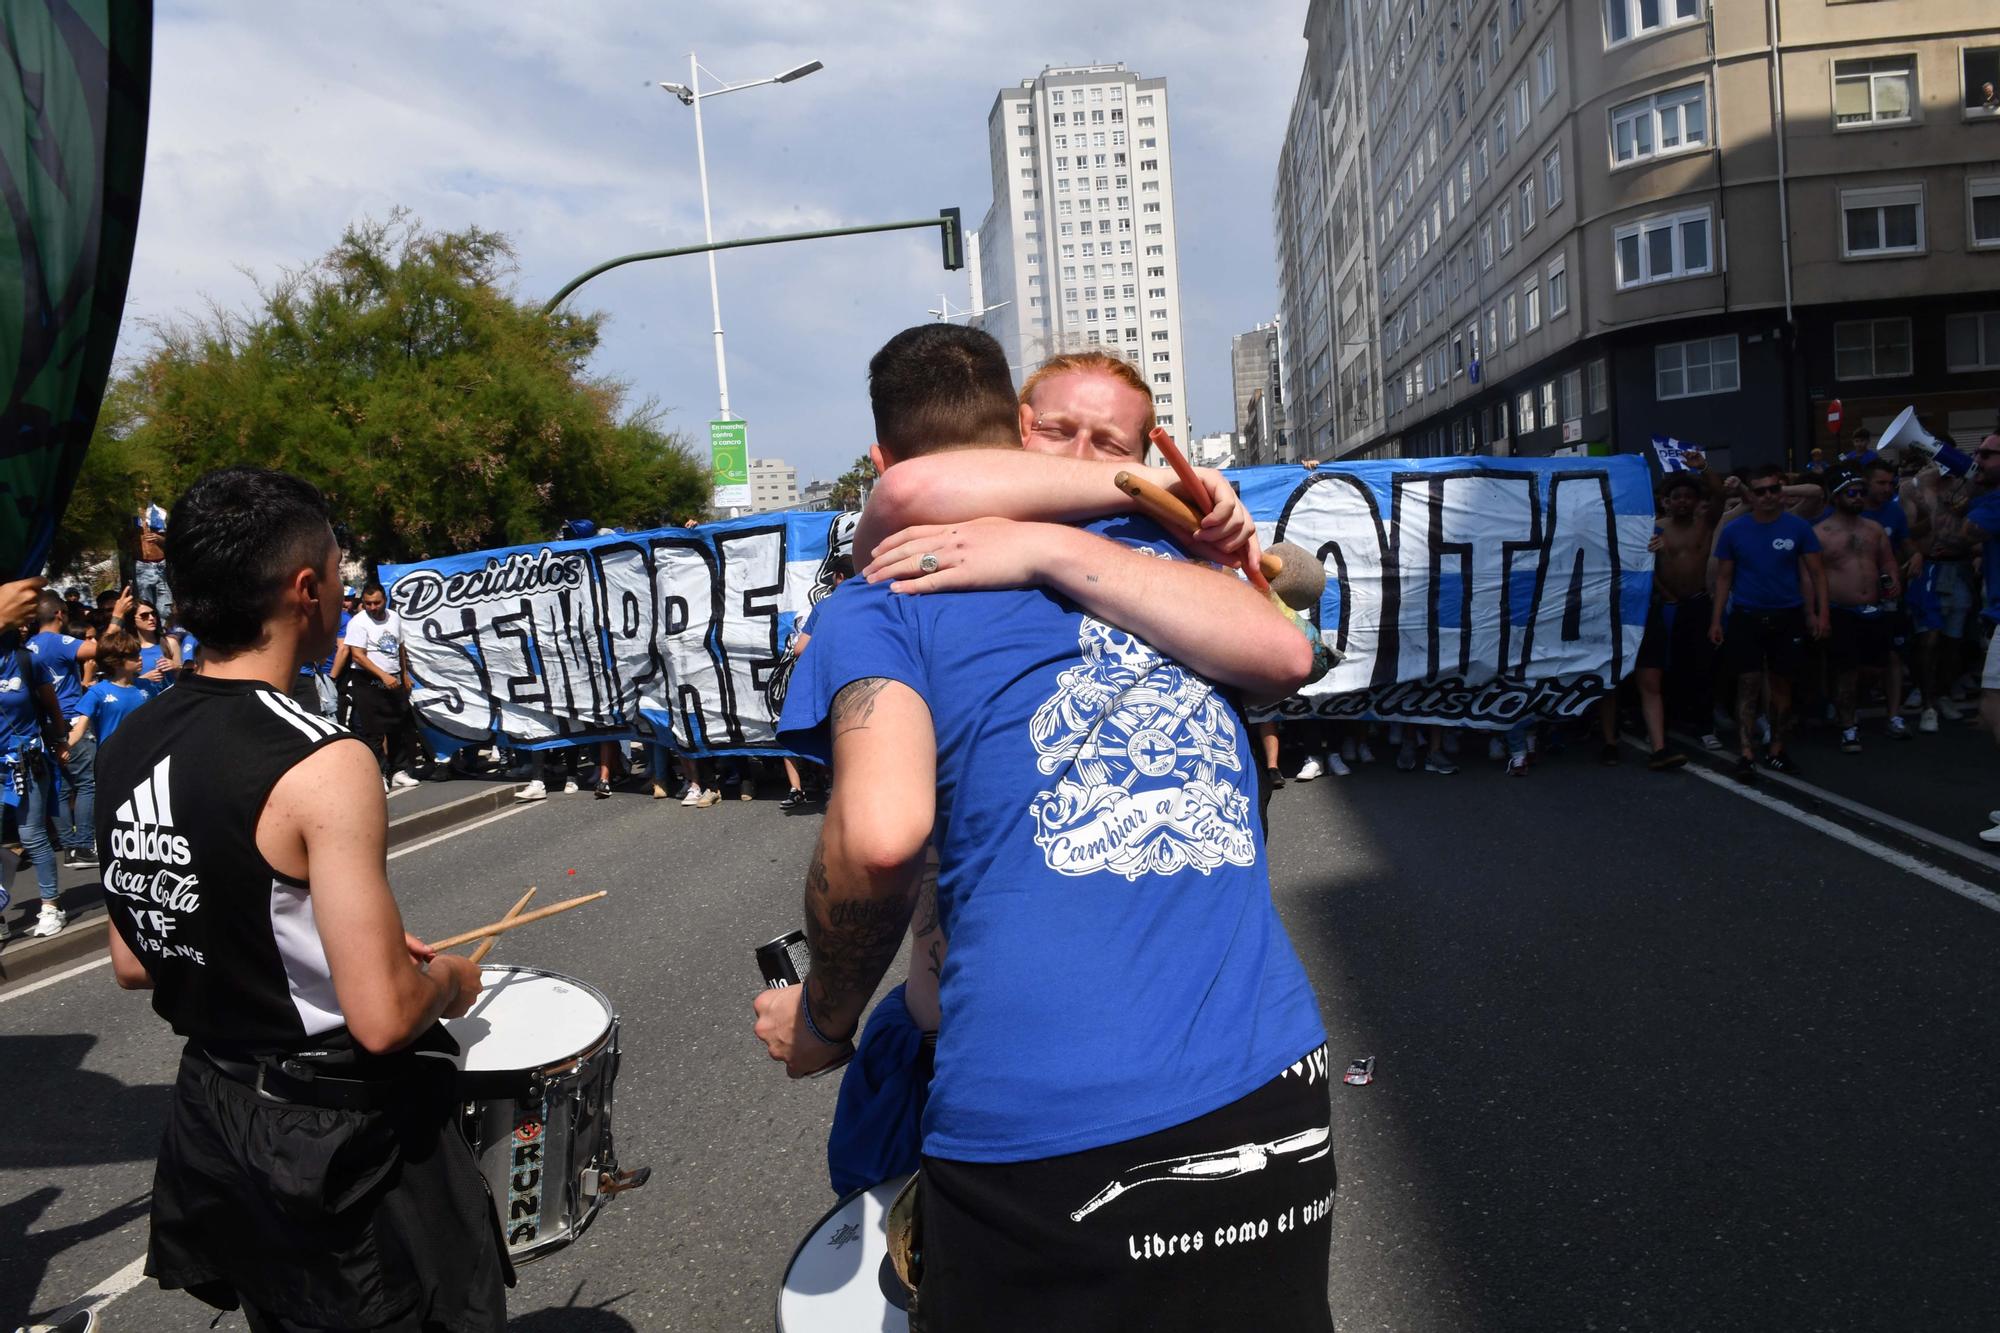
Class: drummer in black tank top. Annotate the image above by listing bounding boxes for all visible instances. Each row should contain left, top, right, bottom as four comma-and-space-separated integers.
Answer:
98, 467, 509, 1332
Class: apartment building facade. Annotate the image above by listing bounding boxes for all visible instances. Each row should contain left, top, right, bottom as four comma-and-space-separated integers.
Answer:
1231, 322, 1289, 464
745, 457, 799, 514
1275, 0, 1387, 462
975, 64, 1193, 452
1330, 0, 2000, 470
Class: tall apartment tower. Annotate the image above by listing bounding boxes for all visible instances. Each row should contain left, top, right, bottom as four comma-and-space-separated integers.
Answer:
1298, 0, 2000, 468
1274, 0, 1384, 462
976, 64, 1192, 453
1231, 323, 1288, 465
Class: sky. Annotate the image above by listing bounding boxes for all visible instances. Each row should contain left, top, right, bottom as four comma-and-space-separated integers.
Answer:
122, 1, 1308, 491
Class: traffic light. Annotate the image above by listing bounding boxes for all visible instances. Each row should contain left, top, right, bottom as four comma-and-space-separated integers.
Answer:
939, 207, 965, 271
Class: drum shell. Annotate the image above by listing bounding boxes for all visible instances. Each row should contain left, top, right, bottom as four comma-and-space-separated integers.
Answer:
454, 967, 623, 1264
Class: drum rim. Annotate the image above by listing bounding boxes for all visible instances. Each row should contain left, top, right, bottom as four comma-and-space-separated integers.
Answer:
456, 964, 619, 1074
773, 1173, 911, 1333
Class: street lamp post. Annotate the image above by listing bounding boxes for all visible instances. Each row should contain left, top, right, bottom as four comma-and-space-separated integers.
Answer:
657, 53, 823, 423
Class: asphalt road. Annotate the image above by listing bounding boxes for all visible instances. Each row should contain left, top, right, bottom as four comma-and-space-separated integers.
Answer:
4, 723, 1998, 1331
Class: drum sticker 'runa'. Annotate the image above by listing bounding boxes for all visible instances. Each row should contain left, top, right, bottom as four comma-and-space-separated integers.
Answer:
508, 1105, 546, 1247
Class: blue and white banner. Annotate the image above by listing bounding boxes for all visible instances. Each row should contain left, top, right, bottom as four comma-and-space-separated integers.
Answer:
1650, 435, 1698, 473
383, 456, 1653, 755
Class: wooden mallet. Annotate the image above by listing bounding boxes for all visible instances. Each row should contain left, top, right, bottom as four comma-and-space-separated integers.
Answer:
427, 890, 606, 952
1146, 425, 1273, 595
468, 886, 537, 964
1114, 471, 1326, 611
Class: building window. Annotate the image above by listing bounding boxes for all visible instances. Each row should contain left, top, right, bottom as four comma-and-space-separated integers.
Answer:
1834, 56, 1916, 128
1655, 335, 1740, 399
1946, 312, 2000, 371
1475, 135, 1489, 181
1544, 145, 1564, 209
1969, 177, 2000, 249
1614, 207, 1714, 288
1560, 369, 1583, 422
1834, 318, 1914, 380
1498, 204, 1513, 253
1610, 84, 1707, 166
1517, 389, 1537, 433
1539, 381, 1557, 426
1587, 358, 1608, 413
1841, 185, 1925, 259
1966, 48, 2000, 118
1604, 0, 1700, 48
1537, 40, 1558, 105
1487, 307, 1500, 356
1513, 79, 1531, 135
1524, 280, 1541, 332
1548, 254, 1569, 316
1504, 292, 1518, 343
1480, 222, 1495, 270
1493, 110, 1509, 161
1519, 178, 1537, 234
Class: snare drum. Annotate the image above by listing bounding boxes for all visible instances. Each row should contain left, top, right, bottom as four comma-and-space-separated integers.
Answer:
446, 965, 646, 1263
776, 1174, 911, 1332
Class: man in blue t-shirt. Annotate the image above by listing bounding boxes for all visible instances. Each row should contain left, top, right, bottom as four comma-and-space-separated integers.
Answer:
1957, 433, 2000, 843
754, 325, 1330, 1332
1710, 462, 1827, 780
29, 590, 108, 867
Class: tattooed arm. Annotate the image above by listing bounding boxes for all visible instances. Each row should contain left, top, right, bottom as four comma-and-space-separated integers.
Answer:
902, 847, 944, 1033
752, 677, 936, 1077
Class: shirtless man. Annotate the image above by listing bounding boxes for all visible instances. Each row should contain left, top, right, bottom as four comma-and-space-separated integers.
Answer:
1902, 460, 1983, 731
1630, 465, 1723, 767
1814, 470, 1901, 753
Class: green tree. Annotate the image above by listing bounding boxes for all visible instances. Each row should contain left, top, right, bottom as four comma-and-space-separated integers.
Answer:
73, 212, 707, 567
825, 454, 877, 511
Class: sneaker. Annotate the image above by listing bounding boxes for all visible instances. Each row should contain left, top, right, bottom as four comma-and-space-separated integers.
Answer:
1356, 741, 1377, 764
693, 786, 721, 808
31, 903, 66, 938
390, 770, 420, 789
1938, 697, 1965, 722
1839, 727, 1862, 753
1699, 732, 1725, 752
1732, 754, 1759, 783
1505, 754, 1529, 777
1916, 707, 1938, 734
1266, 767, 1286, 789
651, 781, 670, 800
1326, 754, 1352, 777
561, 778, 580, 794
62, 847, 97, 869
679, 784, 706, 808
1763, 750, 1800, 775
1394, 743, 1417, 772
594, 779, 612, 800
1294, 756, 1324, 782
514, 779, 548, 802
1424, 751, 1458, 775
1598, 743, 1621, 766
1887, 715, 1910, 741
738, 777, 756, 802
779, 787, 808, 811
1980, 822, 2000, 844
1648, 749, 1688, 771
1903, 687, 1924, 711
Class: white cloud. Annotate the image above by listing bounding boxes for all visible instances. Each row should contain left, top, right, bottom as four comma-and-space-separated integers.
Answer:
125, 1, 1306, 508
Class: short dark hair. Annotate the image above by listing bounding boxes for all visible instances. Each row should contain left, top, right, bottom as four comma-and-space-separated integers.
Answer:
36, 592, 64, 625
165, 467, 337, 651
1749, 463, 1786, 485
1865, 459, 1896, 479
362, 580, 386, 598
867, 324, 1020, 460
1662, 473, 1703, 498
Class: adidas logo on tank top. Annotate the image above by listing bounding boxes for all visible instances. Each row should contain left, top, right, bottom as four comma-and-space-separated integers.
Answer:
110, 756, 192, 865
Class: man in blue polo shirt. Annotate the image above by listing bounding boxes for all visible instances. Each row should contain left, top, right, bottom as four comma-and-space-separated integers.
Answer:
1711, 462, 1827, 780
757, 325, 1330, 1331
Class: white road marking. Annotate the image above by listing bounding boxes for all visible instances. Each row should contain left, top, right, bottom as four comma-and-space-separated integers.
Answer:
6, 801, 539, 1315
1666, 728, 2000, 877
0, 953, 111, 1005
1632, 740, 2000, 915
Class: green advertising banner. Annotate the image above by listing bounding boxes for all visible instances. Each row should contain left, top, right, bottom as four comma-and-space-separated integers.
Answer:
710, 419, 749, 508
1, 2, 153, 575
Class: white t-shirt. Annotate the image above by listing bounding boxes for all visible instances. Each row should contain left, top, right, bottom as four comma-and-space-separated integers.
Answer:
343, 610, 405, 668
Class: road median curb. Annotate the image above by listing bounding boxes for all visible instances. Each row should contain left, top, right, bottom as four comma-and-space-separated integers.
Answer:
0, 784, 522, 991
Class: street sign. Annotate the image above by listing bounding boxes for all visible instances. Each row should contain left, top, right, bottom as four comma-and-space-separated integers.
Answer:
1825, 399, 1843, 435
710, 420, 751, 509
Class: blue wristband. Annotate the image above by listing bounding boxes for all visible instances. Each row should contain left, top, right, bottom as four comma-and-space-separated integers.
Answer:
799, 986, 851, 1046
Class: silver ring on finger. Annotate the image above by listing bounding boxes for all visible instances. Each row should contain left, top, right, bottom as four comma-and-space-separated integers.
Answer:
918, 553, 941, 574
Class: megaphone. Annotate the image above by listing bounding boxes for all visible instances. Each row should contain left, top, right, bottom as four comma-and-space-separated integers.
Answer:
1879, 405, 1974, 477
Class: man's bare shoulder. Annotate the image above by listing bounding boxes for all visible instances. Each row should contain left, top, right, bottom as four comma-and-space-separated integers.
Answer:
267, 737, 384, 822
